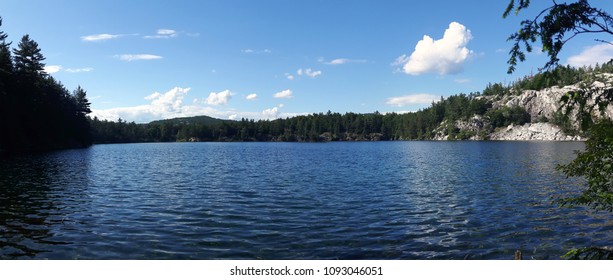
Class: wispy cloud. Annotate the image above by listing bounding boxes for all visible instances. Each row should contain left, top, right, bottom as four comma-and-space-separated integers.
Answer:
246, 93, 258, 100
567, 43, 613, 67
43, 65, 95, 74
297, 68, 322, 78
81, 33, 124, 42
320, 58, 368, 65
285, 73, 295, 80
454, 78, 471, 84
66, 67, 94, 73
273, 89, 293, 99
116, 54, 163, 61
242, 49, 272, 54
386, 94, 440, 107
144, 29, 178, 39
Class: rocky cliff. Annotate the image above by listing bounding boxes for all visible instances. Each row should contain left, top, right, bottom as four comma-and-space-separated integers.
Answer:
435, 77, 613, 141
489, 123, 584, 141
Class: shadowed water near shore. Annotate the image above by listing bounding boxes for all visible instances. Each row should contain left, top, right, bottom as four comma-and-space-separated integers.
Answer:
1, 141, 611, 259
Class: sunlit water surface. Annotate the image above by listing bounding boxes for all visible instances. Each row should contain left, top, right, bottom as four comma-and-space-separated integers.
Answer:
1, 142, 611, 259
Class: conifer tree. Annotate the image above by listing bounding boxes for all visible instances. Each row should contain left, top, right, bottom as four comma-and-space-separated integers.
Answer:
13, 34, 45, 77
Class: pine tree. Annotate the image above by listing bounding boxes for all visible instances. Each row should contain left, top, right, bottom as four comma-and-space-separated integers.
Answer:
74, 85, 92, 114
0, 17, 12, 75
13, 34, 45, 77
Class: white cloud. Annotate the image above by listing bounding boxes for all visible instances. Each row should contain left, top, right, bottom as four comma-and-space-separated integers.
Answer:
454, 78, 471, 84
116, 54, 163, 61
66, 67, 94, 73
262, 107, 280, 119
567, 43, 613, 67
91, 87, 191, 122
386, 94, 440, 107
321, 58, 368, 65
246, 93, 258, 100
144, 29, 178, 39
273, 89, 293, 99
242, 49, 272, 54
285, 73, 295, 80
297, 68, 322, 78
43, 65, 62, 74
397, 22, 473, 75
201, 90, 233, 106
43, 66, 95, 74
81, 33, 123, 42
90, 87, 306, 122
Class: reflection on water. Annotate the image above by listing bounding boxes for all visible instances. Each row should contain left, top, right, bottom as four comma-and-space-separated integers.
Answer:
0, 149, 92, 258
1, 142, 611, 259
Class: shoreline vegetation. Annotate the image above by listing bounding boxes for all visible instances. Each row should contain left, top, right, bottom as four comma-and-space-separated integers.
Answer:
0, 17, 91, 156
89, 63, 613, 145
2, 12, 613, 154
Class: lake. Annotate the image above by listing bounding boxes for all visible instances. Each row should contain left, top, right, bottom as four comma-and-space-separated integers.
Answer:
0, 141, 611, 259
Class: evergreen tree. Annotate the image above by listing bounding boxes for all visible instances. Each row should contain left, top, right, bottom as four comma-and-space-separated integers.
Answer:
13, 34, 45, 77
0, 17, 92, 155
0, 17, 12, 75
74, 85, 92, 114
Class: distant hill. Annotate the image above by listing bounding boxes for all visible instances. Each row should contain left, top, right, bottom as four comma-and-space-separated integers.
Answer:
90, 63, 613, 143
148, 115, 229, 126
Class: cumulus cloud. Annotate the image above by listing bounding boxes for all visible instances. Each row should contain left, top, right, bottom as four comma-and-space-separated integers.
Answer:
386, 94, 440, 107
285, 73, 295, 80
144, 29, 178, 39
43, 65, 62, 74
91, 87, 191, 122
262, 107, 280, 119
396, 22, 473, 75
246, 93, 258, 100
567, 43, 613, 67
116, 54, 163, 61
273, 89, 293, 99
201, 90, 233, 105
90, 87, 306, 123
297, 68, 322, 78
81, 33, 124, 42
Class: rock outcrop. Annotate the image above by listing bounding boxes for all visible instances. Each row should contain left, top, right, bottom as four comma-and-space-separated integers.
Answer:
489, 123, 584, 141
491, 78, 613, 128
432, 78, 613, 141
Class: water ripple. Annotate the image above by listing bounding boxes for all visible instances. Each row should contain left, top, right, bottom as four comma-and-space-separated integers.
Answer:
1, 142, 611, 259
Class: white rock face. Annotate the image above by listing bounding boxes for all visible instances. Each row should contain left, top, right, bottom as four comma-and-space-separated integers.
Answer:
492, 80, 613, 127
496, 87, 571, 121
430, 78, 613, 141
489, 123, 584, 141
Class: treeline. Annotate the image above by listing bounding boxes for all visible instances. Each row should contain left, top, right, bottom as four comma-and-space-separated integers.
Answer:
483, 60, 613, 96
93, 62, 613, 144
0, 17, 91, 155
90, 92, 532, 143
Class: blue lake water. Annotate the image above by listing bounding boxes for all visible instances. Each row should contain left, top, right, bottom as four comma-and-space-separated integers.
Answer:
1, 141, 611, 259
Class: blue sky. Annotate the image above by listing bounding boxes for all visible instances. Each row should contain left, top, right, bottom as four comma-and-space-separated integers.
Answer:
3, 0, 613, 123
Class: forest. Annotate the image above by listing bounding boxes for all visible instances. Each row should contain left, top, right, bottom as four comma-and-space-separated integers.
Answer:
2, 13, 613, 152
90, 61, 613, 144
0, 17, 91, 155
